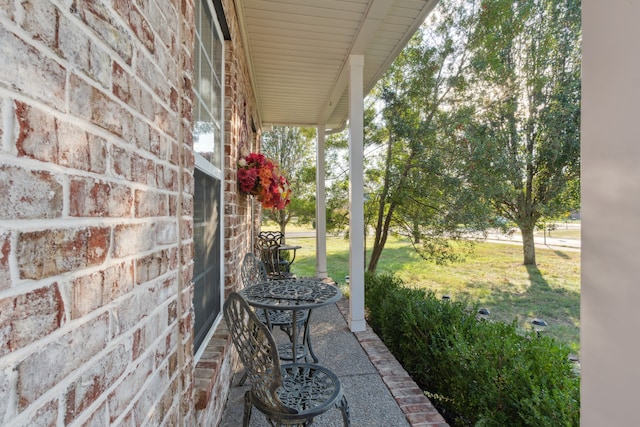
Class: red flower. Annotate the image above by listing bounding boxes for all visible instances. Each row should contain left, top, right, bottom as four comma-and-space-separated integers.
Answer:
238, 152, 291, 210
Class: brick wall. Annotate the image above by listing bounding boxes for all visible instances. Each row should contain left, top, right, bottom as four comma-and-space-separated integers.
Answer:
0, 0, 256, 425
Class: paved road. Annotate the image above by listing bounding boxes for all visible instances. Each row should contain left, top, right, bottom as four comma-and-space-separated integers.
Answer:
484, 232, 580, 252
286, 228, 581, 252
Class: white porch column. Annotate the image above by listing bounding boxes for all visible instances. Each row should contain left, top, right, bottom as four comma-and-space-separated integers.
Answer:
315, 126, 328, 279
348, 55, 366, 332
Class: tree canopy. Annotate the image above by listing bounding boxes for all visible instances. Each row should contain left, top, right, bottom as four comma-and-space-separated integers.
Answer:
363, 0, 581, 269
260, 126, 316, 235
459, 0, 581, 265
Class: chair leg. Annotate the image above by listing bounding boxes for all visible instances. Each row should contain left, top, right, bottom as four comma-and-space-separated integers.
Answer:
302, 310, 318, 363
338, 395, 351, 427
243, 391, 253, 427
238, 369, 248, 386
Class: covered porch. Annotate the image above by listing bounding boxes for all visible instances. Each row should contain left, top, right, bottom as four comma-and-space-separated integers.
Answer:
232, 0, 439, 333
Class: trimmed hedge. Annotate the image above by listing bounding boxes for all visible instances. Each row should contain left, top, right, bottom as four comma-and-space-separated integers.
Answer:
365, 272, 580, 426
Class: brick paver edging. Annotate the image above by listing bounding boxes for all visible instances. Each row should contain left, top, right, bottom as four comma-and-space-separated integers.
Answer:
335, 299, 450, 427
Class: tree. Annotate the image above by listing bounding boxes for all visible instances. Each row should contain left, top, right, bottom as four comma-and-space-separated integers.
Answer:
459, 0, 581, 265
260, 126, 316, 236
365, 0, 492, 272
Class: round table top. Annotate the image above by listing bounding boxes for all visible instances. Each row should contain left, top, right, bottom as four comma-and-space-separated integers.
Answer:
239, 278, 342, 310
278, 244, 302, 251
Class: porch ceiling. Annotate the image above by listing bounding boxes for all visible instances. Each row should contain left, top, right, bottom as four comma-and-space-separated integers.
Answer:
235, 0, 439, 130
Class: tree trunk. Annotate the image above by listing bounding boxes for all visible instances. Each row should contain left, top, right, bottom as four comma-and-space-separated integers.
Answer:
368, 197, 399, 273
521, 227, 536, 266
412, 221, 421, 244
279, 223, 286, 243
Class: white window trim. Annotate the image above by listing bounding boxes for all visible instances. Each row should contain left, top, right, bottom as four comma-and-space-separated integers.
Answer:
193, 0, 225, 361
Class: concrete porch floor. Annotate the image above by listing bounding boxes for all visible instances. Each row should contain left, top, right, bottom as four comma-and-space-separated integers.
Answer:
218, 298, 449, 427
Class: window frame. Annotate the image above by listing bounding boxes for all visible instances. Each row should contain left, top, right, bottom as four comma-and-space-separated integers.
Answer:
192, 0, 225, 360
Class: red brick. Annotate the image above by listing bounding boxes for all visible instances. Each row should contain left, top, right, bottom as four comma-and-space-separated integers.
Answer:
111, 291, 158, 338
58, 123, 108, 174
153, 101, 176, 138
0, 26, 66, 107
58, 14, 111, 88
167, 300, 177, 324
75, 0, 133, 65
0, 165, 63, 220
158, 134, 172, 162
135, 189, 168, 217
0, 1, 15, 20
19, 0, 59, 50
391, 384, 426, 398
70, 176, 133, 217
133, 156, 155, 185
18, 397, 59, 427
87, 227, 111, 264
17, 312, 109, 408
132, 327, 144, 360
0, 231, 11, 289
157, 221, 178, 245
132, 118, 151, 152
156, 164, 178, 191
0, 284, 65, 357
113, 0, 155, 54
131, 364, 170, 425
68, 74, 133, 138
108, 355, 154, 422
77, 401, 108, 427
102, 261, 135, 300
136, 249, 172, 284
15, 101, 58, 163
135, 50, 172, 104
181, 193, 193, 216
113, 223, 156, 258
112, 61, 145, 115
17, 227, 110, 280
64, 342, 130, 424
70, 261, 134, 319
112, 144, 134, 181
70, 270, 102, 319
406, 412, 449, 424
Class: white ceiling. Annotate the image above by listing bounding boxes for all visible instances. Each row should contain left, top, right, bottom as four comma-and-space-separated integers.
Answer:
235, 0, 439, 130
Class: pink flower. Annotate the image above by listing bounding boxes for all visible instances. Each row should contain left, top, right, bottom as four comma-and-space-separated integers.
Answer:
238, 152, 291, 210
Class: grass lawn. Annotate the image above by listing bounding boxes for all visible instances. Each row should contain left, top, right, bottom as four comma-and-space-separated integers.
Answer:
284, 233, 580, 354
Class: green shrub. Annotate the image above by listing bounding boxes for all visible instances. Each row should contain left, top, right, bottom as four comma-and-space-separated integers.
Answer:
364, 273, 580, 426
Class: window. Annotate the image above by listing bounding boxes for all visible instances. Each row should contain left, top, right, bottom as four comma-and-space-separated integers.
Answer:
193, 0, 224, 354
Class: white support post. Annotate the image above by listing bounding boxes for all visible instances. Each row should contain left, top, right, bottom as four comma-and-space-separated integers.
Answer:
316, 126, 328, 279
348, 55, 366, 332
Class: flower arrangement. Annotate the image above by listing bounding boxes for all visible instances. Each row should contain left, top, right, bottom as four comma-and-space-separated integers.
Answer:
238, 150, 291, 210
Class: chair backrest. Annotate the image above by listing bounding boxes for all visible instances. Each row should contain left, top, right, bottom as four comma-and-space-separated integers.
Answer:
223, 293, 292, 413
256, 232, 285, 277
257, 231, 284, 245
241, 253, 269, 287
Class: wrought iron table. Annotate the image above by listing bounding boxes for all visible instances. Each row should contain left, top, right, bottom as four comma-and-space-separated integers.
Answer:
239, 278, 342, 363
277, 244, 302, 271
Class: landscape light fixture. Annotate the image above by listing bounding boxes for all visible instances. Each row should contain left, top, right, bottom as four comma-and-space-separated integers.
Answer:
531, 318, 548, 336
477, 308, 491, 321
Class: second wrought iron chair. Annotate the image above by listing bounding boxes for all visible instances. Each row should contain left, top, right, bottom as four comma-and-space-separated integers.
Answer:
240, 253, 309, 359
255, 231, 293, 279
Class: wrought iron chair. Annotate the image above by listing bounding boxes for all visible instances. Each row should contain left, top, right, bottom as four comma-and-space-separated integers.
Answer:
256, 231, 293, 279
240, 252, 310, 368
223, 292, 350, 427
241, 252, 269, 287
